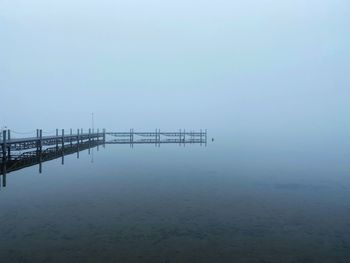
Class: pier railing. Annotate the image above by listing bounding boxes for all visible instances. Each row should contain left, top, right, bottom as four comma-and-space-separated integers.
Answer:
106, 129, 207, 146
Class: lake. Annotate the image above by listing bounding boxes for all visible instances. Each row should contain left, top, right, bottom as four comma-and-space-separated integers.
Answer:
0, 138, 349, 263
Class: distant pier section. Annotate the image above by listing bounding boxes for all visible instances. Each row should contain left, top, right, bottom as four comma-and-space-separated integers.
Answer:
106, 129, 207, 146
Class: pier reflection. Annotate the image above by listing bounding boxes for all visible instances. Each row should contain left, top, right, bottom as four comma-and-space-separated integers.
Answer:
0, 140, 104, 188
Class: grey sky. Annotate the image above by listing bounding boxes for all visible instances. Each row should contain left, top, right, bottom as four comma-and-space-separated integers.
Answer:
1, 0, 349, 148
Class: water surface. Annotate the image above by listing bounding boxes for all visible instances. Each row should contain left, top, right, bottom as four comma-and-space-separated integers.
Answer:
0, 139, 349, 263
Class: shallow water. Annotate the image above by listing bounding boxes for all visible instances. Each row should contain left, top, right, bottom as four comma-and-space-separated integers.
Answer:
0, 139, 350, 263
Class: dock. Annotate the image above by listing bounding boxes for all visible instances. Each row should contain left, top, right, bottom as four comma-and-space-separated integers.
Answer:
0, 128, 207, 188
1, 129, 207, 158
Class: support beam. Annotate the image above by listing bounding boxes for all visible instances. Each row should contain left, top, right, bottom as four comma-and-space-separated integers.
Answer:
7, 130, 11, 159
40, 129, 42, 151
70, 128, 73, 146
77, 129, 80, 145
56, 129, 59, 149
61, 129, 64, 148
2, 130, 7, 160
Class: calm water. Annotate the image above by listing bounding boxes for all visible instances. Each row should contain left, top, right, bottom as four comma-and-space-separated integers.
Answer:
1, 139, 350, 263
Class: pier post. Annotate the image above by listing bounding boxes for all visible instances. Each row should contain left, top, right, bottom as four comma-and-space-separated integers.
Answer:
36, 129, 39, 152
39, 129, 42, 152
130, 128, 134, 147
200, 129, 202, 146
97, 128, 100, 150
55, 129, 58, 149
70, 128, 73, 146
77, 129, 80, 159
61, 129, 64, 148
103, 128, 106, 147
61, 129, 64, 164
77, 129, 80, 145
2, 130, 7, 161
155, 129, 157, 146
81, 128, 83, 143
158, 129, 160, 147
88, 129, 91, 154
7, 130, 11, 159
37, 129, 43, 174
132, 129, 134, 148
183, 129, 186, 146
179, 129, 181, 146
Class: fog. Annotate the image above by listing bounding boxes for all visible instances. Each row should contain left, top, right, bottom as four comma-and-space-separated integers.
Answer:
1, 0, 349, 149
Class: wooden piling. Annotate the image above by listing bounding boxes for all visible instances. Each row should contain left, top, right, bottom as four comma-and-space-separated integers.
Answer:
158, 129, 160, 147
155, 129, 157, 146
179, 129, 181, 146
77, 129, 80, 159
103, 128, 106, 147
2, 130, 7, 160
61, 129, 64, 148
88, 128, 91, 154
77, 129, 80, 144
39, 129, 42, 151
7, 130, 11, 159
56, 129, 59, 149
70, 128, 73, 146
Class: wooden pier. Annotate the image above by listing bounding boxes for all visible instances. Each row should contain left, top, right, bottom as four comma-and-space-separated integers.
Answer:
106, 129, 207, 146
0, 128, 105, 159
0, 128, 207, 188
1, 129, 207, 160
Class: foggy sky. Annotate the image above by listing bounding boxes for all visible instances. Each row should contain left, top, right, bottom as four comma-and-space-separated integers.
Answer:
1, 0, 349, 148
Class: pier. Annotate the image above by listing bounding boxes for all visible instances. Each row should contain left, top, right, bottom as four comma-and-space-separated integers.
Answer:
0, 128, 207, 184
1, 129, 207, 159
106, 129, 207, 146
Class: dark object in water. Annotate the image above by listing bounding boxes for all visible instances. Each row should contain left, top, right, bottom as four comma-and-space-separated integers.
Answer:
212, 138, 214, 142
